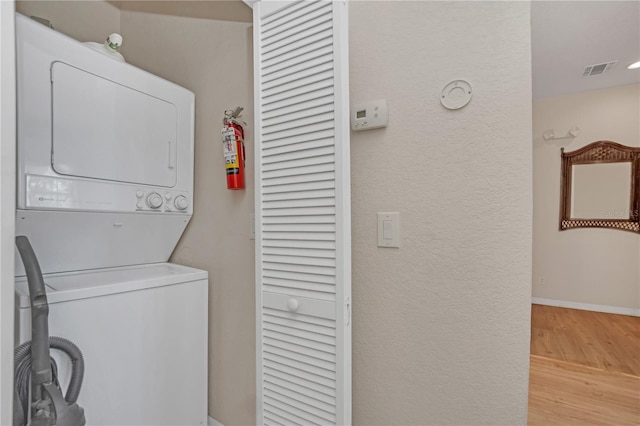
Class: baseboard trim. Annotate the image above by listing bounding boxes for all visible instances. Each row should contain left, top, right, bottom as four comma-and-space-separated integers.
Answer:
208, 416, 224, 426
532, 297, 640, 317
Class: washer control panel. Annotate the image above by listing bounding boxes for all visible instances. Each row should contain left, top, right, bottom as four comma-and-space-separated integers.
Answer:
135, 189, 189, 212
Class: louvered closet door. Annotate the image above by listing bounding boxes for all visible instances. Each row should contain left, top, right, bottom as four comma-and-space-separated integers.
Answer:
253, 1, 351, 425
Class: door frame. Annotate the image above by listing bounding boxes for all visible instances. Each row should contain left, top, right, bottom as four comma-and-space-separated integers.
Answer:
0, 0, 17, 423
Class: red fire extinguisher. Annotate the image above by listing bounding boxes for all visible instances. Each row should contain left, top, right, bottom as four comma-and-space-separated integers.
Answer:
222, 107, 246, 190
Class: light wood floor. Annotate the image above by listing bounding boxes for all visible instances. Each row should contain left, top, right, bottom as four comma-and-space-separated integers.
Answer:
528, 304, 640, 425
530, 304, 639, 376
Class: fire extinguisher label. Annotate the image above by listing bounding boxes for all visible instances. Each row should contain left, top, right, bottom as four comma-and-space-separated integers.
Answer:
222, 128, 237, 157
222, 127, 240, 175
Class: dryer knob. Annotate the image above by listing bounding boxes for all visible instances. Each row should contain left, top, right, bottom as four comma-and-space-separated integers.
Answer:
174, 195, 189, 211
147, 192, 163, 209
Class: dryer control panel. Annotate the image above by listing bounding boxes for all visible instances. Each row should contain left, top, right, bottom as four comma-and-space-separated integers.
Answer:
135, 190, 190, 212
24, 175, 190, 214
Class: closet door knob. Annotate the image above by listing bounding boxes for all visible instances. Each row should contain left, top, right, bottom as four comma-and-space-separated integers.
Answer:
287, 298, 299, 312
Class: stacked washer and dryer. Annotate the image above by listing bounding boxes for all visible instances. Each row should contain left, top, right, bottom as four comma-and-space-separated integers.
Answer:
14, 14, 208, 425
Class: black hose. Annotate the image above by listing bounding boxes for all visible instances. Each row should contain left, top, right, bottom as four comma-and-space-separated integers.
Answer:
15, 235, 51, 405
13, 349, 58, 426
13, 337, 85, 425
14, 236, 86, 426
51, 337, 84, 403
14, 337, 85, 403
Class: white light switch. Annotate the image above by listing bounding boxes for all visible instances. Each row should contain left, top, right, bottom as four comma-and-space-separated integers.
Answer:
383, 220, 393, 239
378, 212, 399, 248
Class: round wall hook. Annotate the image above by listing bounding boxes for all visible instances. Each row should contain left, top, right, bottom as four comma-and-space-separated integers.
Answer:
441, 80, 472, 110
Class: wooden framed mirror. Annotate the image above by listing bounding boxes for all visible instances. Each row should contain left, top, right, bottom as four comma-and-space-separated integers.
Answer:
560, 141, 640, 233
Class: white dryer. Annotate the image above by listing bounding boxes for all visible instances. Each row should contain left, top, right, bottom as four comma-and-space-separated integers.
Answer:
15, 13, 196, 275
15, 263, 208, 426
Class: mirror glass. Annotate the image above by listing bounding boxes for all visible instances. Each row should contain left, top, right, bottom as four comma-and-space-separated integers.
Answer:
570, 162, 632, 219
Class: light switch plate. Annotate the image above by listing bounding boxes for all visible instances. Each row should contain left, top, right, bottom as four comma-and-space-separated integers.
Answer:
377, 212, 399, 248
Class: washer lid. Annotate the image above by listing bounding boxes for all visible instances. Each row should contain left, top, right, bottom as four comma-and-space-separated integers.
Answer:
15, 263, 207, 308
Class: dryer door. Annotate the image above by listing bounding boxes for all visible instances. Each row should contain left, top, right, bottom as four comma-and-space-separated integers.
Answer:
51, 62, 177, 188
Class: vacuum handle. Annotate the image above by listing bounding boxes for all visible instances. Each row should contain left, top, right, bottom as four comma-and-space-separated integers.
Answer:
15, 236, 52, 394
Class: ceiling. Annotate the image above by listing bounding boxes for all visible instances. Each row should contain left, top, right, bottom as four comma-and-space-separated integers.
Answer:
107, 1, 639, 100
532, 1, 640, 99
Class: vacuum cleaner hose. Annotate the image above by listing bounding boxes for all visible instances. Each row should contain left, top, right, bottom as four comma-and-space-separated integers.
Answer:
14, 236, 86, 426
15, 236, 51, 394
14, 337, 85, 403
14, 337, 86, 426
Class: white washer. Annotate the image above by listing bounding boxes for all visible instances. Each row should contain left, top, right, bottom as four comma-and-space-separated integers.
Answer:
14, 263, 208, 426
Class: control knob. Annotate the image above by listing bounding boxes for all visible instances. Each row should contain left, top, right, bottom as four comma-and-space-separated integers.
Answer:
174, 195, 189, 211
147, 192, 163, 209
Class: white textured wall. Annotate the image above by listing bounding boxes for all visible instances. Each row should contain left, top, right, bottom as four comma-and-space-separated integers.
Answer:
16, 0, 120, 43
533, 84, 640, 312
349, 2, 532, 424
119, 11, 255, 425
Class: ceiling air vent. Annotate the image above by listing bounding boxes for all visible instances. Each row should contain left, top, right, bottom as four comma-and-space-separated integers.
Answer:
582, 61, 618, 77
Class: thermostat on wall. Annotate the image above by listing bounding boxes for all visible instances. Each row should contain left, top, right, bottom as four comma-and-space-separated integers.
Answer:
351, 99, 388, 131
